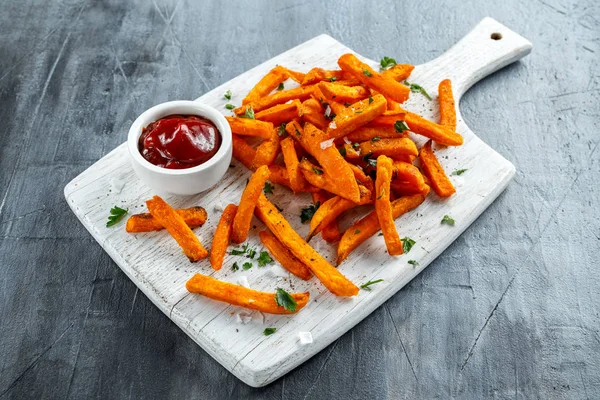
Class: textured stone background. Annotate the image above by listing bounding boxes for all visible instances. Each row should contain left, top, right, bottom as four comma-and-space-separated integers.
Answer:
1, 0, 599, 398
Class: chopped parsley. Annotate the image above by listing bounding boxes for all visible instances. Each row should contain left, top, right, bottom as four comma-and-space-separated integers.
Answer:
355, 110, 363, 114
275, 288, 298, 312
394, 120, 409, 133
312, 167, 323, 175
295, 128, 301, 137
241, 105, 255, 119
354, 229, 361, 234
300, 202, 320, 223
376, 188, 385, 200
360, 279, 384, 290
368, 96, 374, 104
278, 123, 287, 136
224, 90, 232, 100
352, 142, 360, 150
263, 181, 274, 195
401, 237, 416, 253
231, 262, 240, 271
246, 248, 257, 259
329, 77, 338, 82
404, 81, 432, 100
339, 147, 347, 157
380, 56, 397, 70
242, 261, 253, 270
452, 168, 468, 176
343, 102, 352, 107
441, 215, 455, 225
257, 251, 273, 267
264, 327, 276, 336
277, 82, 284, 91
106, 206, 128, 227
408, 260, 419, 267
371, 136, 381, 142
363, 69, 373, 77
225, 104, 235, 110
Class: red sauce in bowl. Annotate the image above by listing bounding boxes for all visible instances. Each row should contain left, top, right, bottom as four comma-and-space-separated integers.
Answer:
138, 114, 221, 169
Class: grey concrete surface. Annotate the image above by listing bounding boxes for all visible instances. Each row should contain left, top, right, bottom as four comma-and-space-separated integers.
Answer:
1, 0, 599, 398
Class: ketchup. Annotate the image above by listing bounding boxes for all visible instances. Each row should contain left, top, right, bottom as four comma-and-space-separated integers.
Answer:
138, 115, 221, 169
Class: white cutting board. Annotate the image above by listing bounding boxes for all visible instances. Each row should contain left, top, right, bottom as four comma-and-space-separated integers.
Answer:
64, 18, 531, 387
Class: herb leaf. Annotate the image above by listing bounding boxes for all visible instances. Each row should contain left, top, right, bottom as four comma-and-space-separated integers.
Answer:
380, 56, 397, 70
224, 90, 232, 100
329, 77, 338, 82
371, 136, 380, 142
339, 147, 347, 157
394, 120, 409, 133
363, 69, 373, 77
404, 81, 432, 100
257, 251, 273, 267
401, 237, 416, 254
225, 104, 235, 110
408, 260, 419, 267
264, 327, 276, 336
360, 279, 384, 290
275, 288, 298, 312
312, 167, 323, 175
441, 215, 455, 225
300, 202, 320, 224
278, 123, 287, 137
106, 206, 128, 227
241, 106, 255, 119
246, 248, 256, 259
452, 169, 468, 176
232, 262, 240, 271
242, 261, 253, 270
277, 83, 284, 91
263, 181, 274, 195
368, 96, 374, 104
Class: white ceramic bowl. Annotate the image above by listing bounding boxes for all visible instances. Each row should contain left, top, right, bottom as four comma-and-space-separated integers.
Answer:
128, 101, 232, 196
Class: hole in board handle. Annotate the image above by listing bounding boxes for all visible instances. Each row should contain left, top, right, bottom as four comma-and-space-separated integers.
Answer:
491, 32, 502, 40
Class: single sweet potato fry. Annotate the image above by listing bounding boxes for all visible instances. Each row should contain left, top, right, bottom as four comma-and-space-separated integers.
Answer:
307, 195, 357, 241
281, 136, 308, 193
210, 204, 238, 270
235, 85, 315, 115
186, 273, 309, 314
381, 64, 415, 82
232, 134, 256, 169
310, 192, 340, 243
282, 67, 305, 84
226, 117, 274, 139
337, 193, 426, 264
391, 181, 430, 197
375, 156, 403, 255
146, 196, 208, 262
419, 140, 456, 197
268, 165, 292, 189
359, 137, 418, 158
302, 68, 347, 86
318, 81, 369, 103
438, 79, 456, 131
255, 100, 300, 125
251, 128, 280, 170
243, 66, 288, 105
393, 161, 427, 192
365, 115, 408, 129
298, 159, 340, 194
299, 98, 329, 130
400, 109, 464, 146
126, 206, 207, 233
259, 231, 312, 280
326, 94, 387, 139
338, 53, 411, 103
343, 126, 402, 143
231, 165, 270, 243
255, 194, 359, 296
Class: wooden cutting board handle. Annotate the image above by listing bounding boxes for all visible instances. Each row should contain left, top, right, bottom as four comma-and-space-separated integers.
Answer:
418, 17, 533, 98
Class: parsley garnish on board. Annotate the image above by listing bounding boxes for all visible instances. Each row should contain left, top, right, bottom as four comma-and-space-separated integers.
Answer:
408, 260, 419, 267
394, 120, 409, 133
225, 104, 235, 110
224, 90, 232, 100
380, 56, 397, 70
404, 81, 432, 100
277, 83, 284, 91
401, 237, 416, 253
257, 251, 273, 267
106, 206, 128, 227
231, 262, 240, 271
300, 202, 320, 223
360, 279, 384, 290
242, 261, 253, 270
264, 327, 276, 336
246, 248, 257, 259
263, 181, 274, 195
452, 168, 468, 176
241, 105, 255, 119
363, 69, 373, 77
275, 288, 298, 312
441, 215, 455, 225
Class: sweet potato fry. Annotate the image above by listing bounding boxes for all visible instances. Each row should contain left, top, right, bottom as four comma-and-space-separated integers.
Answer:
281, 136, 308, 193
251, 128, 280, 170
146, 196, 208, 262
282, 68, 305, 83
231, 165, 270, 243
243, 66, 288, 105
343, 126, 402, 143
375, 156, 403, 255
400, 109, 464, 146
232, 134, 256, 169
226, 117, 274, 139
210, 204, 237, 270
287, 121, 360, 203
381, 64, 415, 82
235, 85, 315, 115
365, 114, 408, 129
268, 165, 292, 188
419, 140, 456, 197
302, 68, 348, 86
338, 53, 411, 103
255, 100, 300, 125
391, 181, 430, 197
307, 195, 357, 241
309, 192, 340, 243
393, 161, 427, 192
255, 194, 359, 296
299, 159, 340, 194
326, 94, 387, 139
186, 273, 309, 314
337, 193, 426, 264
318, 81, 369, 103
259, 231, 312, 280
359, 137, 418, 158
126, 206, 207, 233
299, 98, 329, 130
438, 79, 456, 130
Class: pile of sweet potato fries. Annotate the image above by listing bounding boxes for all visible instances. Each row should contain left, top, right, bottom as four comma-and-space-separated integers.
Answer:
126, 53, 462, 315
